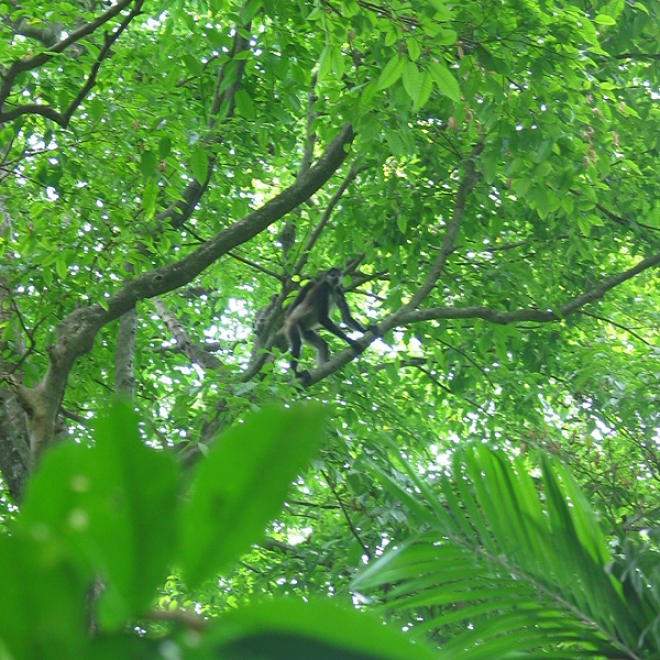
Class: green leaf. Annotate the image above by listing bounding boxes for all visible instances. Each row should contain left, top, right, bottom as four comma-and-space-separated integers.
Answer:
384, 130, 404, 155
158, 136, 172, 158
141, 179, 158, 220
0, 535, 88, 660
139, 150, 156, 178
384, 28, 398, 47
206, 598, 440, 660
180, 404, 326, 587
55, 257, 67, 279
240, 0, 262, 23
533, 186, 549, 219
18, 402, 180, 630
235, 88, 256, 120
330, 44, 345, 77
428, 0, 451, 20
428, 61, 461, 102
436, 28, 458, 45
89, 98, 105, 123
413, 71, 433, 111
190, 148, 209, 184
318, 45, 332, 82
407, 38, 421, 62
354, 446, 647, 658
183, 52, 203, 76
594, 13, 617, 24
377, 54, 405, 90
402, 60, 421, 103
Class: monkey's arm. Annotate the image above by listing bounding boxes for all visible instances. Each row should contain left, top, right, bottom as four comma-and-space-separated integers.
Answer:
317, 289, 363, 351
336, 291, 379, 336
335, 290, 366, 332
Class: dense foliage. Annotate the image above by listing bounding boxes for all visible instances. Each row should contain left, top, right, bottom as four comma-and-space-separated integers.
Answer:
2, 0, 660, 657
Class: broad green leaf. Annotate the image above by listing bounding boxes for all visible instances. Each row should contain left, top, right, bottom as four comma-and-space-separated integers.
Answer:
190, 148, 209, 184
428, 0, 452, 20
428, 61, 461, 102
158, 136, 172, 158
436, 28, 458, 45
205, 598, 440, 660
330, 44, 345, 77
413, 71, 433, 111
594, 13, 617, 24
83, 635, 161, 660
318, 45, 332, 82
402, 60, 421, 103
407, 37, 421, 62
240, 0, 262, 23
142, 179, 158, 220
183, 52, 203, 76
384, 130, 404, 155
139, 150, 156, 178
377, 54, 405, 90
18, 402, 180, 630
55, 257, 67, 279
384, 28, 398, 47
180, 404, 326, 587
533, 186, 549, 219
89, 98, 105, 123
0, 534, 87, 660
235, 88, 256, 120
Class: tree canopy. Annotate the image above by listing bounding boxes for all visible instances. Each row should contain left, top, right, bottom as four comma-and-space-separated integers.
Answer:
2, 0, 660, 658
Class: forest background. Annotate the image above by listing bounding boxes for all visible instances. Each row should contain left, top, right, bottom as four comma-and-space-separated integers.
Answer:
2, 0, 660, 658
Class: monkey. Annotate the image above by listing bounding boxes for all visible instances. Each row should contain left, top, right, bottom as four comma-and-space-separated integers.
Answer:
284, 267, 376, 383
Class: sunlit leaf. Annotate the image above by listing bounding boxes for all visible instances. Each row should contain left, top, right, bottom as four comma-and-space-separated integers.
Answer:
180, 404, 326, 587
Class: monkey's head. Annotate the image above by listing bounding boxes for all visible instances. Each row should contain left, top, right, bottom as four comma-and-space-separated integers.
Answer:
325, 267, 342, 286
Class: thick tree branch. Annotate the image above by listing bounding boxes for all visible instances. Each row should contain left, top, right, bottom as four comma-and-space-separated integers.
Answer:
157, 26, 251, 231
153, 298, 223, 371
19, 123, 355, 460
0, 0, 137, 114
114, 307, 137, 397
301, 250, 660, 386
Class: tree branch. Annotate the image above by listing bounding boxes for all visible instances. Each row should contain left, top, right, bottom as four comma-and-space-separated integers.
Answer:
153, 298, 223, 371
401, 251, 660, 326
404, 141, 484, 311
0, 1, 144, 126
157, 24, 251, 230
300, 251, 660, 386
0, 0, 137, 112
20, 123, 355, 460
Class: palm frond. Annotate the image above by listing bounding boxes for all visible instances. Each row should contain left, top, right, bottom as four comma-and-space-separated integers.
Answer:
354, 446, 659, 659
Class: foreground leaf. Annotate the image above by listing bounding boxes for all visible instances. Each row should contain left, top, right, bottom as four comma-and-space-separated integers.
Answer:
353, 446, 656, 659
18, 401, 180, 630
180, 403, 326, 587
202, 598, 440, 660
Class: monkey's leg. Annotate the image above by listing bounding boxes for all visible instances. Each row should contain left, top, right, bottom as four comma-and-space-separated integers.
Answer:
288, 325, 311, 384
301, 329, 329, 367
289, 324, 303, 373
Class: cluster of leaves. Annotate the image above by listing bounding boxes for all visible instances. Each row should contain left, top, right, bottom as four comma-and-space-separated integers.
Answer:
4, 400, 659, 660
3, 0, 660, 655
0, 401, 441, 660
356, 445, 660, 659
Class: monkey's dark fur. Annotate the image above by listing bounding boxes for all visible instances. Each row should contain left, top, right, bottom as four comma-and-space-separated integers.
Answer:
284, 267, 374, 383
